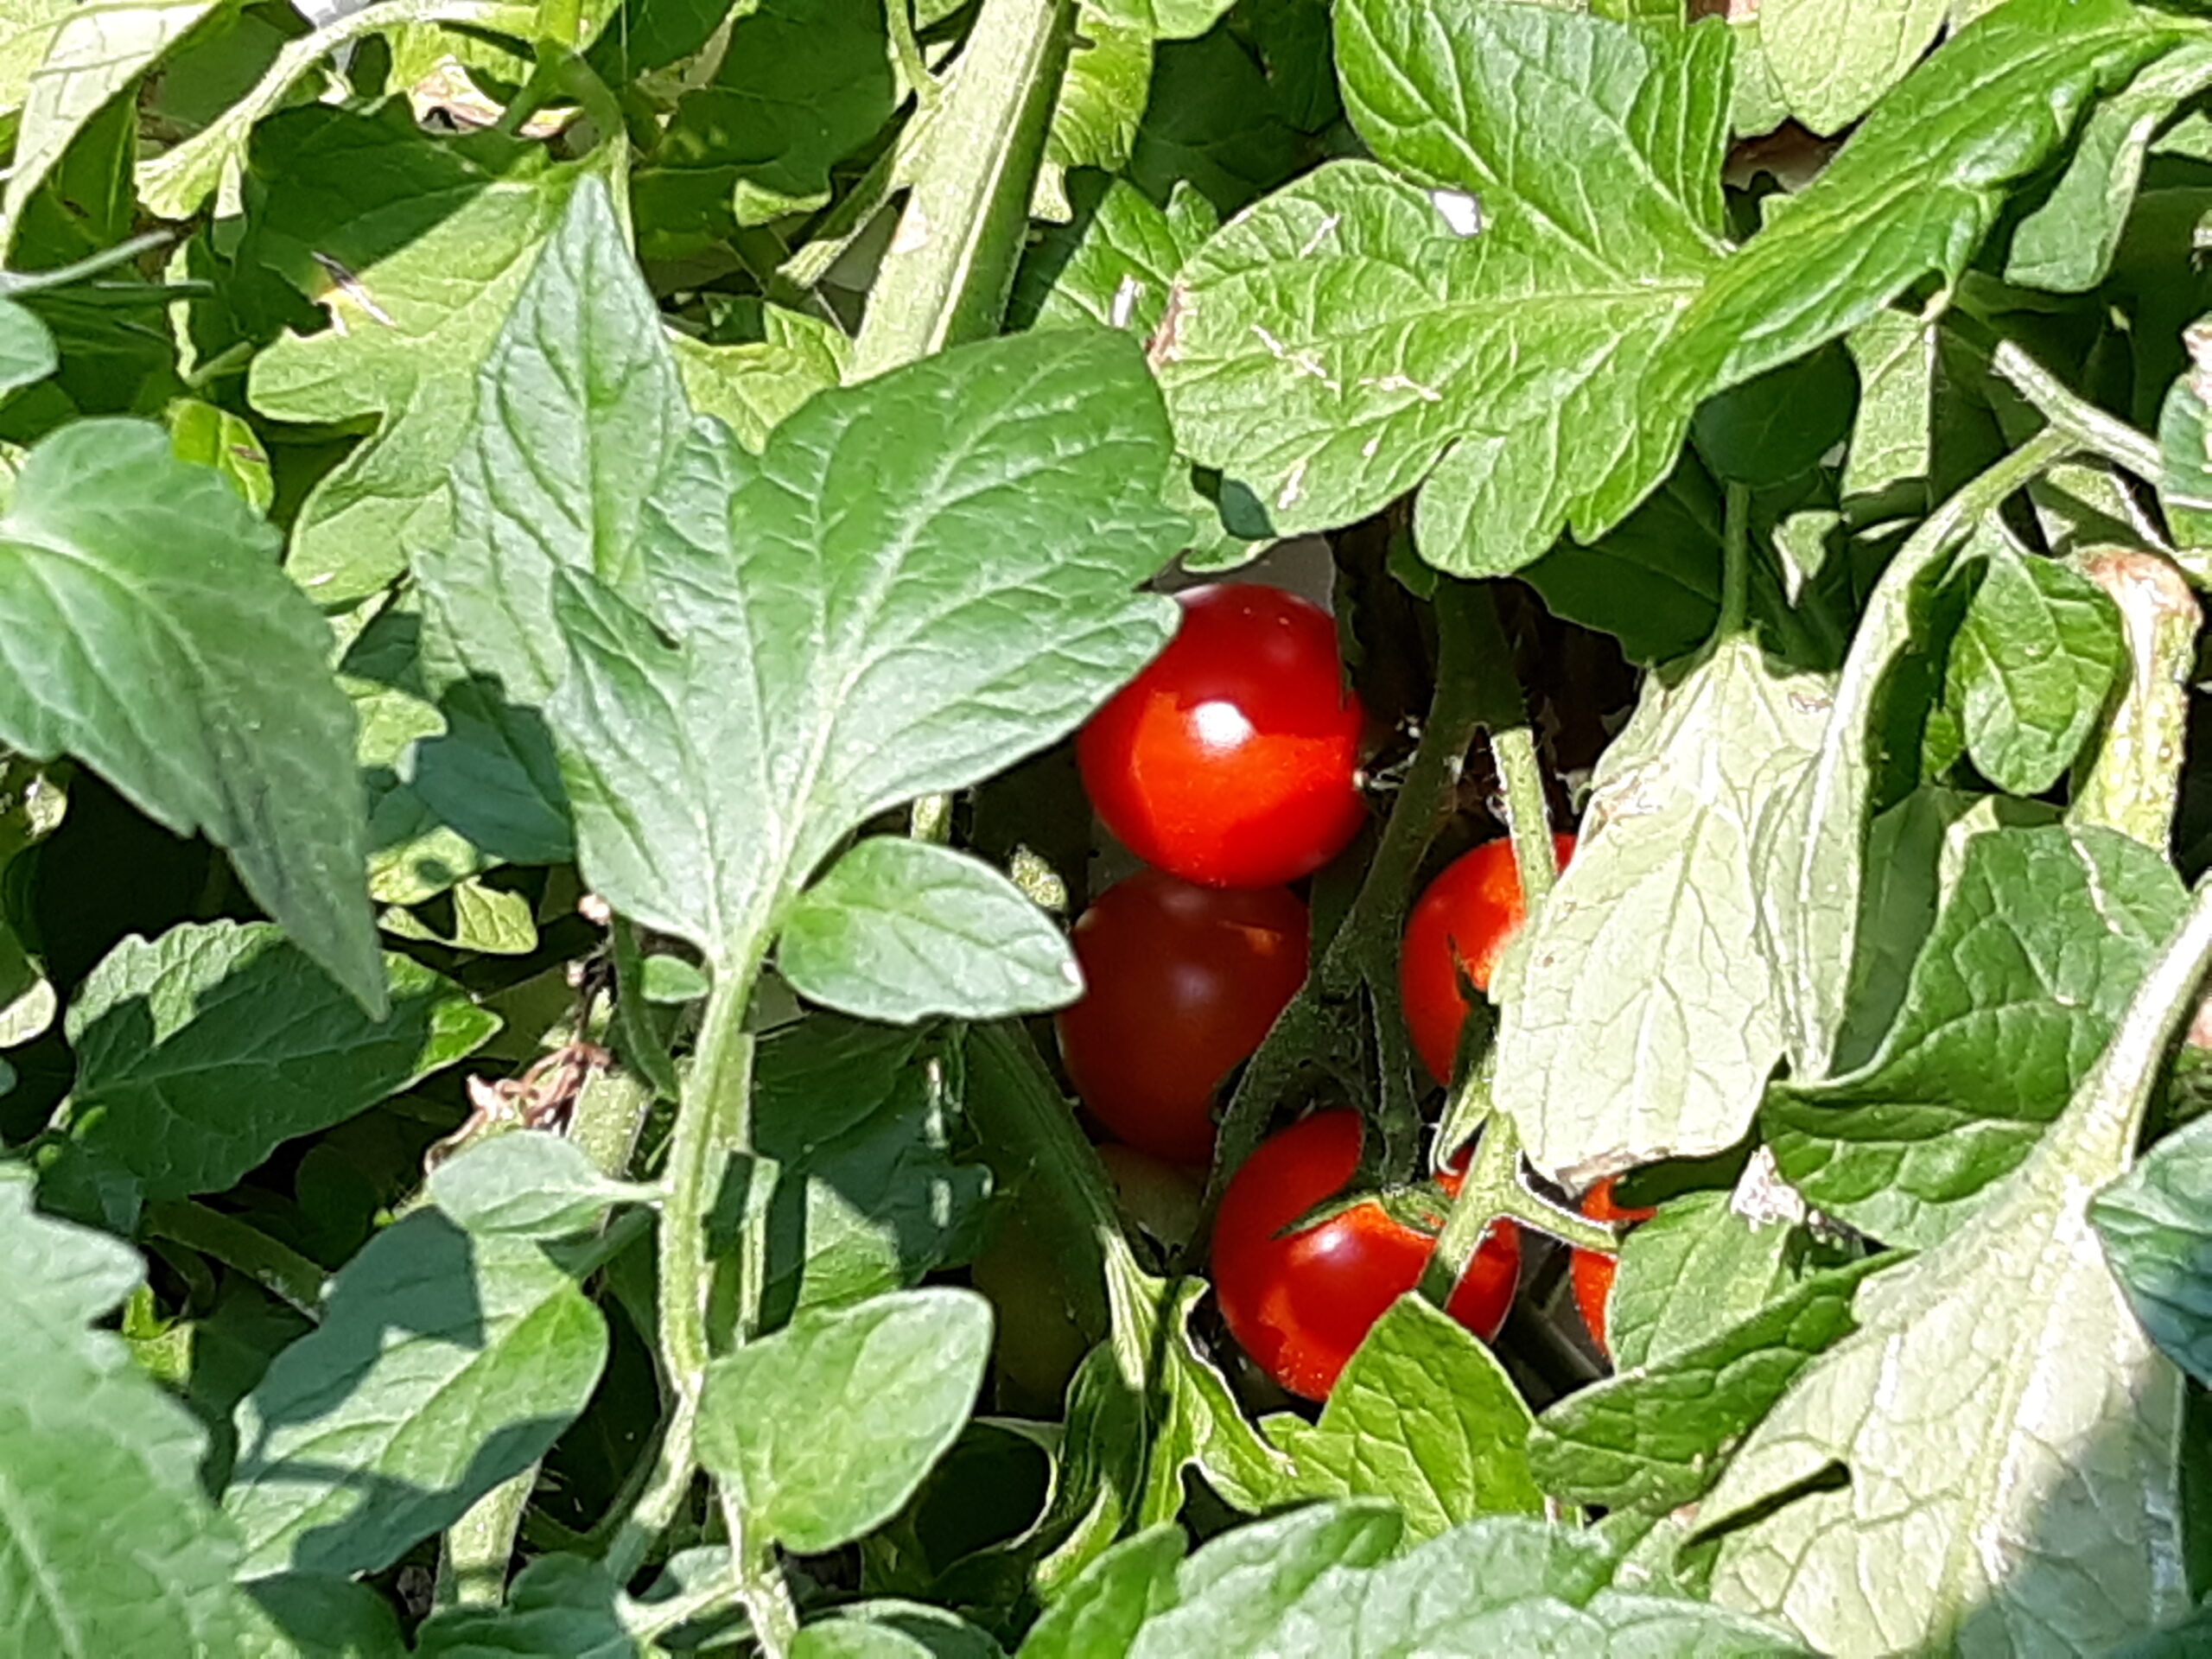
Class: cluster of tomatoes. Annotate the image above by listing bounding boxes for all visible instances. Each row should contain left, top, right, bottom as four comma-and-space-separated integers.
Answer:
1054, 582, 1649, 1402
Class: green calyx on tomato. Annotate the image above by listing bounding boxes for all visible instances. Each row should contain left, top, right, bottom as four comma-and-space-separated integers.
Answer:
1078, 582, 1368, 890
1210, 1109, 1521, 1401
1056, 868, 1308, 1166
1402, 831, 1580, 1086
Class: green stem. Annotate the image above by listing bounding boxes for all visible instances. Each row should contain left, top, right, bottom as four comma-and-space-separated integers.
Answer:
143, 1201, 324, 1320
1718, 481, 1752, 639
607, 938, 767, 1583
435, 1070, 655, 1610
847, 0, 1072, 378
610, 918, 682, 1103
719, 1484, 802, 1656
886, 0, 936, 108
1992, 340, 2165, 484
1462, 586, 1555, 907
435, 1471, 533, 1609
1202, 579, 1494, 1212
1421, 1112, 1618, 1307
2069, 546, 2201, 851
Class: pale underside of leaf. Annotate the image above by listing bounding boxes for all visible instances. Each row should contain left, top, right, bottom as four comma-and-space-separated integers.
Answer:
1498, 636, 1830, 1179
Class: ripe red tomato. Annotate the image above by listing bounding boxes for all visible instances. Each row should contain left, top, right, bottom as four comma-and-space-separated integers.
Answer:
1401, 832, 1580, 1084
1569, 1177, 1657, 1358
1210, 1110, 1522, 1401
1056, 870, 1308, 1165
1077, 583, 1367, 889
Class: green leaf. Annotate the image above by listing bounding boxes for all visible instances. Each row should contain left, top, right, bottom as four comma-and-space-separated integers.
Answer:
671, 309, 848, 455
1758, 0, 1947, 134
2094, 1110, 2212, 1388
1014, 173, 1217, 340
429, 1131, 658, 1239
1766, 823, 2186, 1248
237, 1573, 406, 1658
1265, 1294, 1543, 1539
634, 0, 893, 246
1016, 1525, 1185, 1659
414, 1554, 625, 1657
2007, 40, 2212, 294
1689, 341, 1856, 487
1630, 0, 2188, 454
1123, 1506, 1808, 1656
222, 1210, 608, 1579
1160, 0, 1731, 574
0, 294, 54, 394
3, 0, 215, 239
0, 1179, 253, 1654
1520, 461, 1722, 666
244, 105, 584, 607
2162, 318, 2212, 557
779, 838, 1083, 1024
795, 1602, 1004, 1659
381, 875, 538, 954
1843, 306, 1936, 501
1047, 1, 1154, 213
411, 172, 690, 870
696, 1287, 992, 1554
1947, 543, 2125, 796
66, 920, 496, 1200
582, 0, 726, 82
136, 0, 535, 219
1526, 1251, 1894, 1516
754, 1018, 993, 1317
549, 323, 1182, 970
1699, 877, 2212, 1653
1496, 635, 1830, 1177
1607, 1187, 1823, 1372
0, 419, 385, 1011
166, 397, 274, 513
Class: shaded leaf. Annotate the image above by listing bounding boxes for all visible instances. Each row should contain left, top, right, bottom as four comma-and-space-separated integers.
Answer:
1760, 0, 1948, 134
223, 1211, 608, 1579
2094, 1109, 2212, 1388
0, 420, 383, 1009
67, 920, 497, 1200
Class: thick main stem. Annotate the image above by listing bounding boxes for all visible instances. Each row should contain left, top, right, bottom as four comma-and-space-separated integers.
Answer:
848, 0, 1072, 378
2070, 546, 2201, 852
607, 944, 765, 1584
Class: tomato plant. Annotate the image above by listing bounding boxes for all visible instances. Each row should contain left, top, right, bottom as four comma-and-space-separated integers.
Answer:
1567, 1178, 1658, 1358
1402, 833, 1579, 1084
3, 0, 2212, 1649
1211, 1111, 1521, 1400
1056, 868, 1307, 1163
1077, 582, 1369, 888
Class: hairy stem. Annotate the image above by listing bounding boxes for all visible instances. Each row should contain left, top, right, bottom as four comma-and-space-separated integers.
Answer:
1993, 340, 2165, 484
721, 1484, 803, 1656
1421, 1110, 1618, 1309
2070, 546, 2202, 851
848, 0, 1072, 378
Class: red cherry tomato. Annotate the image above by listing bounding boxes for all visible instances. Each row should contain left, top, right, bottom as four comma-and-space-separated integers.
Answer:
1401, 832, 1580, 1085
1057, 870, 1308, 1165
1569, 1177, 1657, 1358
1078, 583, 1367, 889
1210, 1110, 1522, 1401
